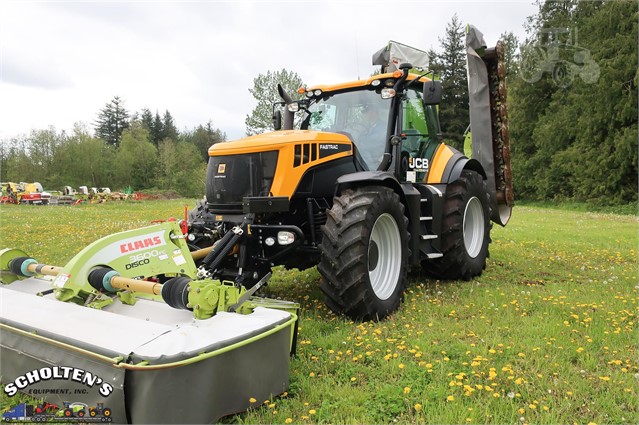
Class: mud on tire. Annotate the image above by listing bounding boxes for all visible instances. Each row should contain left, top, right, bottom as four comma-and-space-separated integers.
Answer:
318, 186, 409, 321
424, 170, 491, 280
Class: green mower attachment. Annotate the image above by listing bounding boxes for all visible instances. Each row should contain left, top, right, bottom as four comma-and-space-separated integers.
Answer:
0, 221, 299, 424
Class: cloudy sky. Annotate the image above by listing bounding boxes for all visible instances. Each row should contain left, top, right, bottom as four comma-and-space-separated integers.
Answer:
0, 1, 538, 141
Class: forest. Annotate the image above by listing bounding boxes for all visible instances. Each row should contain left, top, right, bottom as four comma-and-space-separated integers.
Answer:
1, 0, 636, 205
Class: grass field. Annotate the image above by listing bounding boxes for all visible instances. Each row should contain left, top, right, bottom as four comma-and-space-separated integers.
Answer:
1, 200, 637, 424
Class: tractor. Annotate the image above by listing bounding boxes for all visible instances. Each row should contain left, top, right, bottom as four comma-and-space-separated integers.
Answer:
187, 26, 513, 321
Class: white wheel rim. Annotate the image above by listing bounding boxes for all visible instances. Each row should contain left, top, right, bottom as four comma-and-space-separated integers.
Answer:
368, 213, 401, 300
463, 197, 485, 258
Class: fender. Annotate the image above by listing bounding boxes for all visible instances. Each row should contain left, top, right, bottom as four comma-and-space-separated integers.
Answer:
334, 171, 403, 198
427, 145, 487, 185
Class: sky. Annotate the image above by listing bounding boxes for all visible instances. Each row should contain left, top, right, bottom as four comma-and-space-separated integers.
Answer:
0, 0, 538, 142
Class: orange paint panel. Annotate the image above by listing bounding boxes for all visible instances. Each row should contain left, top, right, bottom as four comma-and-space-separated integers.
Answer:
426, 145, 454, 184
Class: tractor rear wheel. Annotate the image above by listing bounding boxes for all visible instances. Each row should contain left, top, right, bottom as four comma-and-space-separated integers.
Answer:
319, 186, 408, 321
424, 170, 490, 280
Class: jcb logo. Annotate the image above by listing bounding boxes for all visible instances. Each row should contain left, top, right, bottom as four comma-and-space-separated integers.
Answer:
409, 158, 429, 171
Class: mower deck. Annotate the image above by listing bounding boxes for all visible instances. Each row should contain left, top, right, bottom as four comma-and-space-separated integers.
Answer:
1, 277, 296, 424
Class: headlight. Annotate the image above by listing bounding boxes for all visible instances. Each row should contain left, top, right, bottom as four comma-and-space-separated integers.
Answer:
381, 88, 396, 99
265, 237, 276, 246
277, 231, 295, 245
287, 103, 299, 112
313, 89, 322, 97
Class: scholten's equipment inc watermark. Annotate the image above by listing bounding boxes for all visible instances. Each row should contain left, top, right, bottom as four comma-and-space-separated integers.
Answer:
4, 366, 114, 397
519, 27, 600, 87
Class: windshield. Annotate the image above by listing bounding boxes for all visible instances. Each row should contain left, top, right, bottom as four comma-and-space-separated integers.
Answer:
303, 90, 391, 169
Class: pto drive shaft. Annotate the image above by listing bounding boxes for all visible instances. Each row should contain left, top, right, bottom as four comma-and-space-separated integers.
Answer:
7, 245, 216, 297
8, 256, 163, 296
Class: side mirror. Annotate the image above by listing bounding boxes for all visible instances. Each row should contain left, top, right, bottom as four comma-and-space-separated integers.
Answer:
423, 80, 442, 105
273, 109, 282, 131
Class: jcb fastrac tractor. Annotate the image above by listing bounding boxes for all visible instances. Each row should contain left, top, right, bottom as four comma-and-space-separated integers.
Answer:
188, 26, 514, 320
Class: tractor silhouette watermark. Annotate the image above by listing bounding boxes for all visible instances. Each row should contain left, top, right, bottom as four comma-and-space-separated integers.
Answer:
519, 28, 600, 87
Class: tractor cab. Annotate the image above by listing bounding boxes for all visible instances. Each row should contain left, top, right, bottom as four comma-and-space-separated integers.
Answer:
281, 71, 443, 184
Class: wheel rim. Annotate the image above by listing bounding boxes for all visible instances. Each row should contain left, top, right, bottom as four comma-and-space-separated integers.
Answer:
463, 197, 485, 258
368, 213, 401, 300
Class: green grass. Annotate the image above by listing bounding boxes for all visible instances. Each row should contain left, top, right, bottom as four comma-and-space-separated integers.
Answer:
1, 201, 637, 424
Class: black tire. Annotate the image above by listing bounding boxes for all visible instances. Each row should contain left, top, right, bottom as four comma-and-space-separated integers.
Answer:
424, 170, 490, 280
318, 186, 409, 321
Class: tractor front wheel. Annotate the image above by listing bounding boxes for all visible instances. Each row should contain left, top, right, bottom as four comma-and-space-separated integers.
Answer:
424, 170, 490, 280
319, 186, 408, 321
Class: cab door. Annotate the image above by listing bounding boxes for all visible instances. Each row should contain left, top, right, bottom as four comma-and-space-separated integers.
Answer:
400, 88, 441, 182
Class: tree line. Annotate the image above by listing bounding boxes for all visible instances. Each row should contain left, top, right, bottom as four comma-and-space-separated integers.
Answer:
2, 0, 636, 205
509, 0, 637, 205
0, 98, 225, 198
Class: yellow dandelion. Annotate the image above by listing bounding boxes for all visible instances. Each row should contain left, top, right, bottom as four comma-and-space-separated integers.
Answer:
529, 404, 537, 409
399, 363, 405, 369
518, 408, 525, 414
285, 418, 293, 424
309, 409, 316, 415
403, 387, 411, 394
351, 377, 357, 382
249, 397, 257, 403
599, 376, 610, 381
447, 395, 455, 401
414, 403, 422, 411
493, 392, 500, 398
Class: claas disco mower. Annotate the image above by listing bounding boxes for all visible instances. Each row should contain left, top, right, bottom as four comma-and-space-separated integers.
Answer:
0, 220, 299, 424
186, 25, 513, 320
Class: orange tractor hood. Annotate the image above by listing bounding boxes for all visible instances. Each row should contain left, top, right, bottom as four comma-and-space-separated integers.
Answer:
208, 130, 351, 156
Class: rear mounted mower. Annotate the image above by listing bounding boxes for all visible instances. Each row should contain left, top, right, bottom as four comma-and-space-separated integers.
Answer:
0, 221, 298, 424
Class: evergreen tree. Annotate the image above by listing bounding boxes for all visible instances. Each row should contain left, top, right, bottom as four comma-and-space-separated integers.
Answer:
151, 112, 164, 145
245, 69, 304, 136
182, 122, 226, 162
94, 96, 130, 147
499, 31, 520, 80
162, 110, 179, 142
436, 14, 468, 151
140, 108, 154, 133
